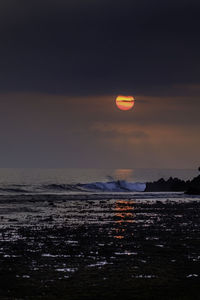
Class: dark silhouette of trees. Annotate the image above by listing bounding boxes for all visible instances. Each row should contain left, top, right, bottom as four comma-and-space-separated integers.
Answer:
145, 168, 200, 194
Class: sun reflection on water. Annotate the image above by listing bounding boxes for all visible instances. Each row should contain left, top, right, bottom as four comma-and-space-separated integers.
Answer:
113, 200, 135, 239
113, 169, 134, 181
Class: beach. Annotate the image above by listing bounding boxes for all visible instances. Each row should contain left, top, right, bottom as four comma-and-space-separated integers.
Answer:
1, 0, 200, 297
0, 192, 200, 299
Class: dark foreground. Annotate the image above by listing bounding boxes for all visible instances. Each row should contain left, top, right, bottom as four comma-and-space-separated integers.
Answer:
0, 194, 200, 299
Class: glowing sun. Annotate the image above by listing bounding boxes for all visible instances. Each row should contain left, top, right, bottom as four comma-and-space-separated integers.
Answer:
116, 95, 135, 111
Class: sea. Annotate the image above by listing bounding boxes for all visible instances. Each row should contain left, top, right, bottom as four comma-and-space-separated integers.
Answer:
0, 168, 197, 195
0, 168, 200, 299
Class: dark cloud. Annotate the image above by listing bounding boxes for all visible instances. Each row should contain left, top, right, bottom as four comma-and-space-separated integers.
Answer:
0, 0, 200, 95
0, 1, 199, 168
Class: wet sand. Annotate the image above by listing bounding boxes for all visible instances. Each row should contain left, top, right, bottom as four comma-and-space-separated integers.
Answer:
0, 194, 200, 299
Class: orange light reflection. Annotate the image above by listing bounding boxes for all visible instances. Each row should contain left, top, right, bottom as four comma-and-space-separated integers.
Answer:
113, 200, 135, 239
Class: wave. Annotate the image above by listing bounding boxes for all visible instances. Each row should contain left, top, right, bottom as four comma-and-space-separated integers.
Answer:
79, 181, 146, 192
0, 180, 146, 194
0, 187, 29, 193
43, 181, 146, 192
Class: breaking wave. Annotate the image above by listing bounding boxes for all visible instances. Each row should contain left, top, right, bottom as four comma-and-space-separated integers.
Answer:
0, 180, 146, 194
80, 181, 146, 192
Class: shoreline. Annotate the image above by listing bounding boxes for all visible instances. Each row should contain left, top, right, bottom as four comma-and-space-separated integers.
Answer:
0, 195, 200, 299
0, 191, 198, 203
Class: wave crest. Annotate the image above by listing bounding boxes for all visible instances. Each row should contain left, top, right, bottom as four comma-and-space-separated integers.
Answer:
0, 180, 146, 194
79, 181, 146, 192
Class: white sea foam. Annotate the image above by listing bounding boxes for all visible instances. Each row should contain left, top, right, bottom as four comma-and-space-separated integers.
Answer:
186, 274, 198, 278
56, 268, 77, 272
82, 181, 146, 192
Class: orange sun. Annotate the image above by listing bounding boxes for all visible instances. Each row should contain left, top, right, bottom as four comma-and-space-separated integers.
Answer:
116, 95, 135, 111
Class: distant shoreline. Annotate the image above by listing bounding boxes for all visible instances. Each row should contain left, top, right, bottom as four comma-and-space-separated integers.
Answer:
145, 174, 200, 195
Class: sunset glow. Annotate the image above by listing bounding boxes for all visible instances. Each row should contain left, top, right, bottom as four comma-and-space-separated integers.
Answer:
116, 95, 135, 111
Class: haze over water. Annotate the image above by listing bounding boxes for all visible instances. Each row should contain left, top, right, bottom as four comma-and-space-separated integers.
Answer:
0, 168, 197, 186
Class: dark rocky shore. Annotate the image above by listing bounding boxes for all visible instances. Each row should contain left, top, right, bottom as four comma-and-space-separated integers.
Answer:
145, 174, 200, 194
0, 195, 200, 299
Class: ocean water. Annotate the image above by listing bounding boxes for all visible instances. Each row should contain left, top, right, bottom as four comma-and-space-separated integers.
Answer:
0, 168, 197, 195
0, 168, 200, 299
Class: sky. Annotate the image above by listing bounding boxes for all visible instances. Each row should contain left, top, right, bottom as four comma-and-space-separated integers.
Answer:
0, 0, 200, 168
